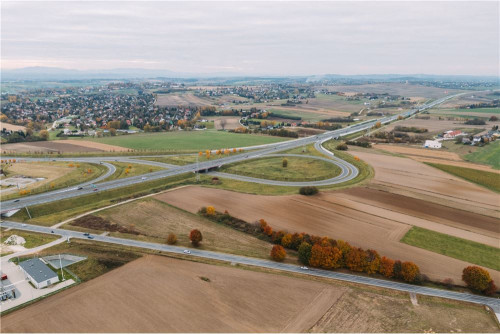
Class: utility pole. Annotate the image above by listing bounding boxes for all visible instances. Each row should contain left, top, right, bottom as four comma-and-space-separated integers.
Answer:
59, 254, 65, 281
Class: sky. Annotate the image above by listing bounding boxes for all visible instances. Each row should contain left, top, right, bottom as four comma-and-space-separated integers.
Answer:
1, 1, 499, 76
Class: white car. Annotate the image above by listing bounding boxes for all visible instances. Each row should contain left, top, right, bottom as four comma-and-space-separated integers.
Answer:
300, 266, 309, 270
22, 224, 26, 227
141, 177, 147, 180
183, 250, 191, 254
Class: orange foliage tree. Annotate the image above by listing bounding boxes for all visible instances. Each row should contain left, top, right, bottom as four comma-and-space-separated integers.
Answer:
379, 256, 395, 278
401, 261, 420, 283
462, 266, 492, 293
189, 229, 203, 246
206, 206, 216, 216
270, 245, 286, 262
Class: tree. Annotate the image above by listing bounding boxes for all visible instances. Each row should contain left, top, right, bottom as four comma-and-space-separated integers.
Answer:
299, 186, 319, 196
336, 143, 348, 151
39, 130, 49, 140
401, 262, 420, 283
281, 233, 293, 248
282, 158, 288, 168
298, 242, 312, 265
364, 249, 381, 274
206, 206, 216, 216
167, 233, 177, 245
462, 266, 492, 292
345, 247, 366, 272
379, 256, 395, 278
189, 229, 203, 246
393, 260, 403, 279
484, 280, 497, 296
308, 244, 324, 268
270, 245, 286, 262
219, 118, 227, 130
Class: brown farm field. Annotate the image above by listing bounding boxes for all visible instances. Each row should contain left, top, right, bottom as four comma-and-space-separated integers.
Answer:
157, 149, 500, 284
155, 92, 213, 106
373, 144, 500, 172
205, 116, 241, 130
0, 122, 26, 132
2, 255, 497, 333
1, 139, 128, 153
382, 117, 500, 135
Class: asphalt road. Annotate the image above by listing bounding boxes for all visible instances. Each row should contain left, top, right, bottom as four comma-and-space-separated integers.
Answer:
0, 93, 462, 212
1, 220, 498, 313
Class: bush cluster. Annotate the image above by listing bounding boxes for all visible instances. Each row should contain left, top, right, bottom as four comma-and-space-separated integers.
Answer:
299, 186, 319, 196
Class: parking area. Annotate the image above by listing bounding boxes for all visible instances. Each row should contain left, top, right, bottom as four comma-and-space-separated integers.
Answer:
0, 261, 75, 312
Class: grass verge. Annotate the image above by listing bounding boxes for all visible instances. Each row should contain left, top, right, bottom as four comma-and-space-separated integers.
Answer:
100, 161, 163, 182
0, 229, 59, 249
401, 226, 500, 271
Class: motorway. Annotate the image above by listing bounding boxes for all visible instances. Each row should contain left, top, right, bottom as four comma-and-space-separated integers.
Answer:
0, 93, 463, 212
1, 220, 498, 313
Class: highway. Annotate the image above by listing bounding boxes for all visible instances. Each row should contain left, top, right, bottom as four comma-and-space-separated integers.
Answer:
1, 220, 498, 313
0, 93, 462, 212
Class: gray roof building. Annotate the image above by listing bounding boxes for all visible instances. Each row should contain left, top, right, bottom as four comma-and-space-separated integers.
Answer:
19, 258, 58, 284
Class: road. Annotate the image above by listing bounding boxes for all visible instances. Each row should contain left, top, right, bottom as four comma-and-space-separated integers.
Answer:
0, 93, 462, 212
1, 220, 498, 313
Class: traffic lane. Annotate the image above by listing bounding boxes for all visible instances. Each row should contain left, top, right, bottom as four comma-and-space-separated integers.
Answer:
1, 220, 498, 312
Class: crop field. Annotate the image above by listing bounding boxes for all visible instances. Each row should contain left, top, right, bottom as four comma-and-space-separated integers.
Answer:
155, 92, 213, 106
2, 255, 497, 333
318, 83, 460, 99
0, 122, 26, 132
84, 131, 288, 151
158, 147, 500, 285
100, 161, 164, 182
1, 161, 108, 200
465, 140, 500, 169
426, 163, 500, 192
401, 226, 500, 271
220, 156, 341, 181
1, 139, 128, 153
205, 116, 241, 130
383, 118, 500, 134
86, 198, 273, 259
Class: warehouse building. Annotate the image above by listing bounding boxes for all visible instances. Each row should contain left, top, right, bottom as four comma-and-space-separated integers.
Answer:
18, 258, 59, 289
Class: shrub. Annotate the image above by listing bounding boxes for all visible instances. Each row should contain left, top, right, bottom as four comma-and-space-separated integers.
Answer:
336, 143, 348, 151
282, 158, 288, 168
299, 186, 319, 196
281, 233, 293, 248
465, 118, 486, 125
489, 115, 498, 121
189, 229, 203, 246
270, 245, 286, 262
462, 266, 492, 292
166, 233, 177, 245
298, 242, 312, 265
484, 280, 497, 296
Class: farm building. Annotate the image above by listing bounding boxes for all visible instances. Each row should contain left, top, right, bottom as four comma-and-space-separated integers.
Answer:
423, 140, 442, 149
443, 130, 462, 140
18, 258, 59, 289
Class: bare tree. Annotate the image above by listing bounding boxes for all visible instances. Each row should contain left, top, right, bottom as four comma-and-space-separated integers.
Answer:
219, 118, 227, 130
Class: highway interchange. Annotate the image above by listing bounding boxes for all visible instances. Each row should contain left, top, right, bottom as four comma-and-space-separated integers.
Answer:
1, 93, 462, 212
5, 92, 496, 317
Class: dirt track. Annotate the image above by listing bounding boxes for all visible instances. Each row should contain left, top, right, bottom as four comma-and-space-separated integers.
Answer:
0, 256, 343, 333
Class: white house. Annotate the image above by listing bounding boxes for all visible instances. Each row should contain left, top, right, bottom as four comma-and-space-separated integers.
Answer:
19, 258, 59, 289
423, 140, 442, 149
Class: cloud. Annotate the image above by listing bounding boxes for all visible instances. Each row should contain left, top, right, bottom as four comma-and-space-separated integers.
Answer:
1, 1, 498, 75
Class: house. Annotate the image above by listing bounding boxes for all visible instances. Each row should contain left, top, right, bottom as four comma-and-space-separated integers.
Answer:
443, 130, 462, 140
423, 140, 442, 149
18, 258, 59, 289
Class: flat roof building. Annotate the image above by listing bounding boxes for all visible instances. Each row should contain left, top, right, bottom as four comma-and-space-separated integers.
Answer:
18, 258, 59, 289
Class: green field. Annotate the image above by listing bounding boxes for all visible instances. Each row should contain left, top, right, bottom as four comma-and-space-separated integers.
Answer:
401, 227, 500, 271
464, 140, 500, 169
82, 131, 287, 151
221, 156, 341, 181
426, 163, 500, 192
434, 107, 500, 114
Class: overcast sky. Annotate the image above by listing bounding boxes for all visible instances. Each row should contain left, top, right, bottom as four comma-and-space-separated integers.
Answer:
1, 1, 498, 76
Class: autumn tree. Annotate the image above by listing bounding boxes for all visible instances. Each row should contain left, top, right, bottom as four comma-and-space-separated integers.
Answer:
364, 249, 381, 274
345, 247, 366, 272
282, 158, 288, 168
189, 229, 203, 246
379, 256, 395, 278
206, 206, 216, 216
271, 230, 285, 244
166, 233, 177, 245
270, 245, 286, 262
393, 260, 403, 279
298, 242, 312, 265
401, 261, 420, 283
462, 266, 492, 292
39, 130, 49, 140
308, 244, 324, 268
281, 233, 293, 248
484, 280, 497, 296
